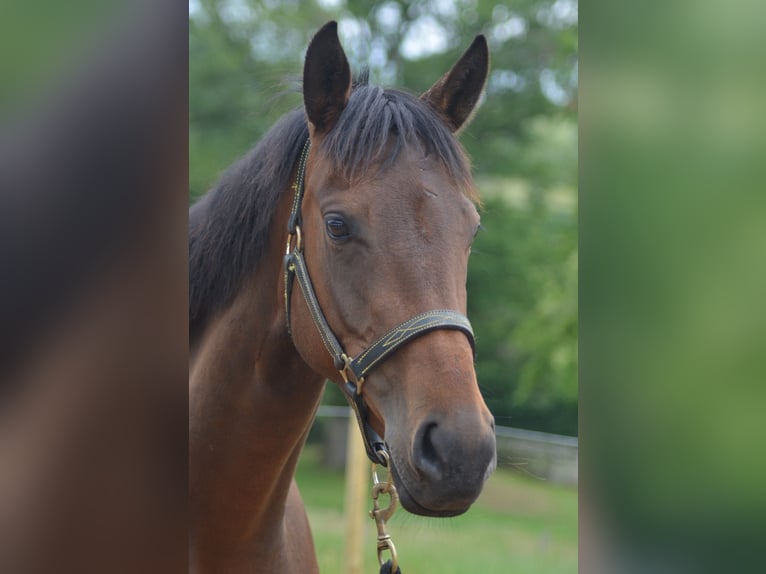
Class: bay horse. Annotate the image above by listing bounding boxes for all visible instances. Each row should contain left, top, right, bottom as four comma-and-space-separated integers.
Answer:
189, 22, 496, 573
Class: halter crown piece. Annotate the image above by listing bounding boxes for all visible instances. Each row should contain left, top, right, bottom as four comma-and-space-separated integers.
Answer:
284, 138, 476, 465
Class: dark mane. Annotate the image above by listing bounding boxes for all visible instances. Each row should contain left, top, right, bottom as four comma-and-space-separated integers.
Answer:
189, 109, 308, 341
189, 76, 474, 341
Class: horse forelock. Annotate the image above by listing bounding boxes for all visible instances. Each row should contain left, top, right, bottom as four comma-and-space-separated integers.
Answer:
322, 80, 477, 201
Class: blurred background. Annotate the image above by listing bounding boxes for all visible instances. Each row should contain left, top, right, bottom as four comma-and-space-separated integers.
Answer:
190, 1, 577, 573
3, 1, 764, 572
1, 2, 187, 572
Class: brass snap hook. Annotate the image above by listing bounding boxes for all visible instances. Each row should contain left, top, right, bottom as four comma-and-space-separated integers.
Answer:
370, 449, 399, 571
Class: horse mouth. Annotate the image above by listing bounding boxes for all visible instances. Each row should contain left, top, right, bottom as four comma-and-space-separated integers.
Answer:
389, 460, 471, 518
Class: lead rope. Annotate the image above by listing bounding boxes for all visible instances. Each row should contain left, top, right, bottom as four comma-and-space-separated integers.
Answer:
370, 451, 402, 574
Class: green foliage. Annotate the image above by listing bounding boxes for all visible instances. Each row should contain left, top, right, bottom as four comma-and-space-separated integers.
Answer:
469, 115, 577, 434
189, 0, 578, 435
1, 0, 122, 115
469, 193, 576, 433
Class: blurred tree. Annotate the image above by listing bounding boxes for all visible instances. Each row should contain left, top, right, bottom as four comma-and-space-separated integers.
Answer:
189, 0, 577, 198
189, 0, 578, 435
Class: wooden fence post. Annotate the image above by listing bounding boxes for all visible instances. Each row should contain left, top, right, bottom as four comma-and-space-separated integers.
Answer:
342, 415, 369, 574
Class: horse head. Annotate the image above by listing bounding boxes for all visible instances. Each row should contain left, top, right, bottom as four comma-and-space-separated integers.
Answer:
286, 22, 496, 517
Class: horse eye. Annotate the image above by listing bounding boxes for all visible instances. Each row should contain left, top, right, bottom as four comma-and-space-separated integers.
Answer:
325, 217, 350, 240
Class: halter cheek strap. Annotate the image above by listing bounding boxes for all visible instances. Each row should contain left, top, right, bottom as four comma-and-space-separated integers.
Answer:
284, 138, 476, 466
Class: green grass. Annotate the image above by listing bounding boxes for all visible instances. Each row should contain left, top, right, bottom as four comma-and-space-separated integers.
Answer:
295, 446, 577, 573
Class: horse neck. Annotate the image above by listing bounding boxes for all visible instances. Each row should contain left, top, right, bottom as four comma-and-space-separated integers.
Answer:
189, 187, 324, 558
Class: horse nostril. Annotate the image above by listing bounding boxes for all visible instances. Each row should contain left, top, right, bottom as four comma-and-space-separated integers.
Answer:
413, 421, 443, 481
410, 413, 497, 486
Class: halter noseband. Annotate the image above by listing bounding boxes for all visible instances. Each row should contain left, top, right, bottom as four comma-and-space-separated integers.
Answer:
283, 139, 476, 466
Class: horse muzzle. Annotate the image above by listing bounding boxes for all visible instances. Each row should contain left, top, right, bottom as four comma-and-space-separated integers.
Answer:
388, 408, 497, 517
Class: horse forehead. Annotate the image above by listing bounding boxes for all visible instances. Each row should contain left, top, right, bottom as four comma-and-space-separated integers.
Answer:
363, 155, 470, 216
384, 146, 457, 192
307, 146, 475, 224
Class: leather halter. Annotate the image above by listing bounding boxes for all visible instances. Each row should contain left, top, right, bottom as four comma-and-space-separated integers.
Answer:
283, 139, 476, 465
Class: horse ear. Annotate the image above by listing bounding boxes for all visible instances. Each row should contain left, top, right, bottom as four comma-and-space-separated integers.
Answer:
421, 35, 489, 132
303, 21, 352, 135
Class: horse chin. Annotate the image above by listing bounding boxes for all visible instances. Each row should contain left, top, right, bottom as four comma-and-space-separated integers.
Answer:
389, 460, 471, 518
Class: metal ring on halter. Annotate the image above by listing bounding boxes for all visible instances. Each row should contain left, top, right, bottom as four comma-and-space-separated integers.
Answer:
285, 225, 302, 255
372, 450, 393, 488
339, 353, 366, 395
